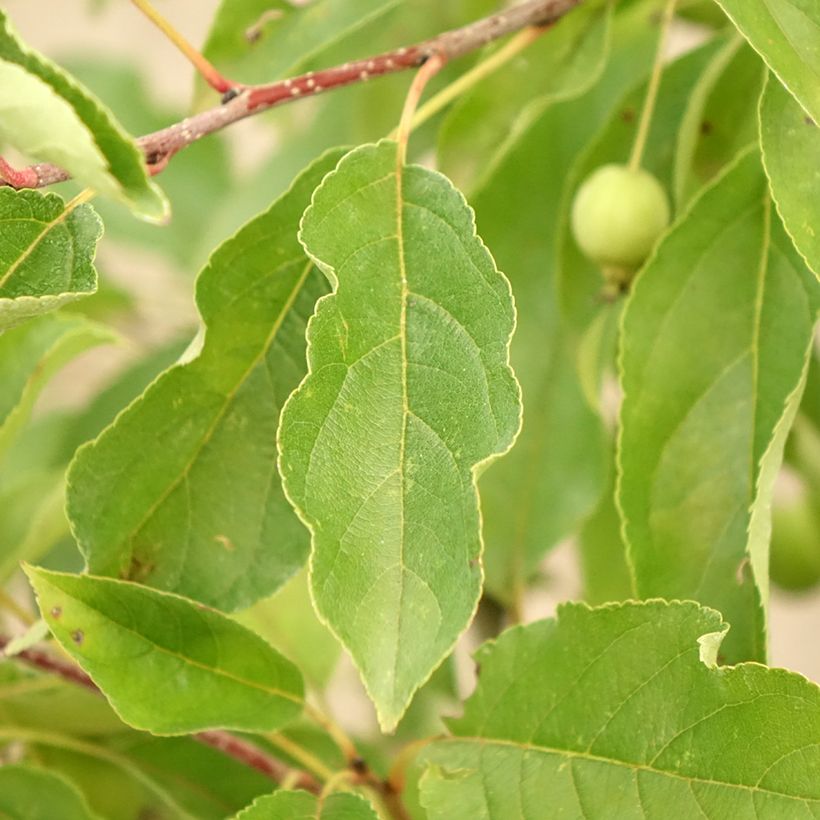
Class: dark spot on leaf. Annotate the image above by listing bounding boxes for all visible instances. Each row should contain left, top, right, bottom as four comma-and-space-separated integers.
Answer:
621, 108, 635, 123
51, 606, 62, 619
350, 756, 368, 775
700, 120, 713, 136
475, 662, 482, 678
469, 558, 479, 569
71, 630, 84, 645
806, 115, 816, 127
124, 556, 155, 583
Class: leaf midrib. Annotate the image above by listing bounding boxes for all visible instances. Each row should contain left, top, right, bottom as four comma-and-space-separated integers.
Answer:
121, 256, 314, 570
55, 582, 302, 705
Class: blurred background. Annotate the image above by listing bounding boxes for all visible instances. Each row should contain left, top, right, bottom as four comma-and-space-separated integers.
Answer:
3, 0, 820, 739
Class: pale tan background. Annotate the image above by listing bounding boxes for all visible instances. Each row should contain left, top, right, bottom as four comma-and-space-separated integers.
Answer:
5, 1, 820, 712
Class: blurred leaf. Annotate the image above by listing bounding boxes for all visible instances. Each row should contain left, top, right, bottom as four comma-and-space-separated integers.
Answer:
0, 189, 101, 330
438, 0, 613, 191
108, 734, 275, 819
420, 601, 820, 817
234, 568, 339, 690
578, 463, 632, 605
196, 0, 400, 108
234, 790, 379, 819
0, 765, 101, 820
760, 73, 820, 280
0, 313, 116, 456
715, 0, 820, 123
279, 140, 521, 731
618, 150, 820, 662
469, 1, 658, 604
769, 470, 820, 591
674, 37, 764, 209
65, 59, 233, 271
0, 12, 166, 219
67, 150, 346, 611
27, 567, 304, 735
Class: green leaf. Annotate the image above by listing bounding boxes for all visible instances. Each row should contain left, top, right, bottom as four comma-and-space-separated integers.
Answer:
234, 790, 379, 819
234, 568, 340, 690
0, 12, 167, 220
420, 600, 820, 818
618, 149, 820, 663
0, 313, 116, 457
196, 0, 399, 107
64, 58, 233, 271
578, 462, 632, 605
674, 37, 765, 209
66, 149, 346, 611
278, 140, 521, 731
760, 73, 820, 280
0, 189, 102, 331
437, 0, 612, 191
467, 2, 658, 603
25, 566, 304, 735
714, 0, 820, 123
0, 765, 101, 820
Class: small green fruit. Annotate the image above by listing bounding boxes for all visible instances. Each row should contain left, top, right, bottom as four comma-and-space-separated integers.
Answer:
571, 164, 671, 270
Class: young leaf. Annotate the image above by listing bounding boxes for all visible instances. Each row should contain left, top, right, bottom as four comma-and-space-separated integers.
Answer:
0, 189, 102, 331
25, 566, 304, 735
234, 790, 379, 819
67, 149, 347, 612
0, 12, 167, 220
278, 140, 521, 731
0, 765, 101, 820
618, 150, 820, 663
0, 313, 116, 456
420, 600, 820, 817
760, 73, 820, 280
714, 0, 820, 123
196, 0, 399, 107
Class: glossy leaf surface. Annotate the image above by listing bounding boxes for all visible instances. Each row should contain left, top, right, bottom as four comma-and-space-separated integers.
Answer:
27, 567, 304, 735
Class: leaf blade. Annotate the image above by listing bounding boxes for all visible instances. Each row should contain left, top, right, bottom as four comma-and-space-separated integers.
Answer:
617, 149, 820, 662
0, 11, 167, 220
67, 149, 347, 611
714, 0, 820, 123
25, 566, 304, 735
420, 601, 820, 817
279, 140, 521, 730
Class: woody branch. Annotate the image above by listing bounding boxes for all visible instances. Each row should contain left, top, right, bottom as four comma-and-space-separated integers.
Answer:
1, 0, 582, 190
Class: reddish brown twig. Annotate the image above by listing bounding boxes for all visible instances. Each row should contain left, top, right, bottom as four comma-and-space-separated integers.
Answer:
1, 0, 581, 190
0, 634, 321, 794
